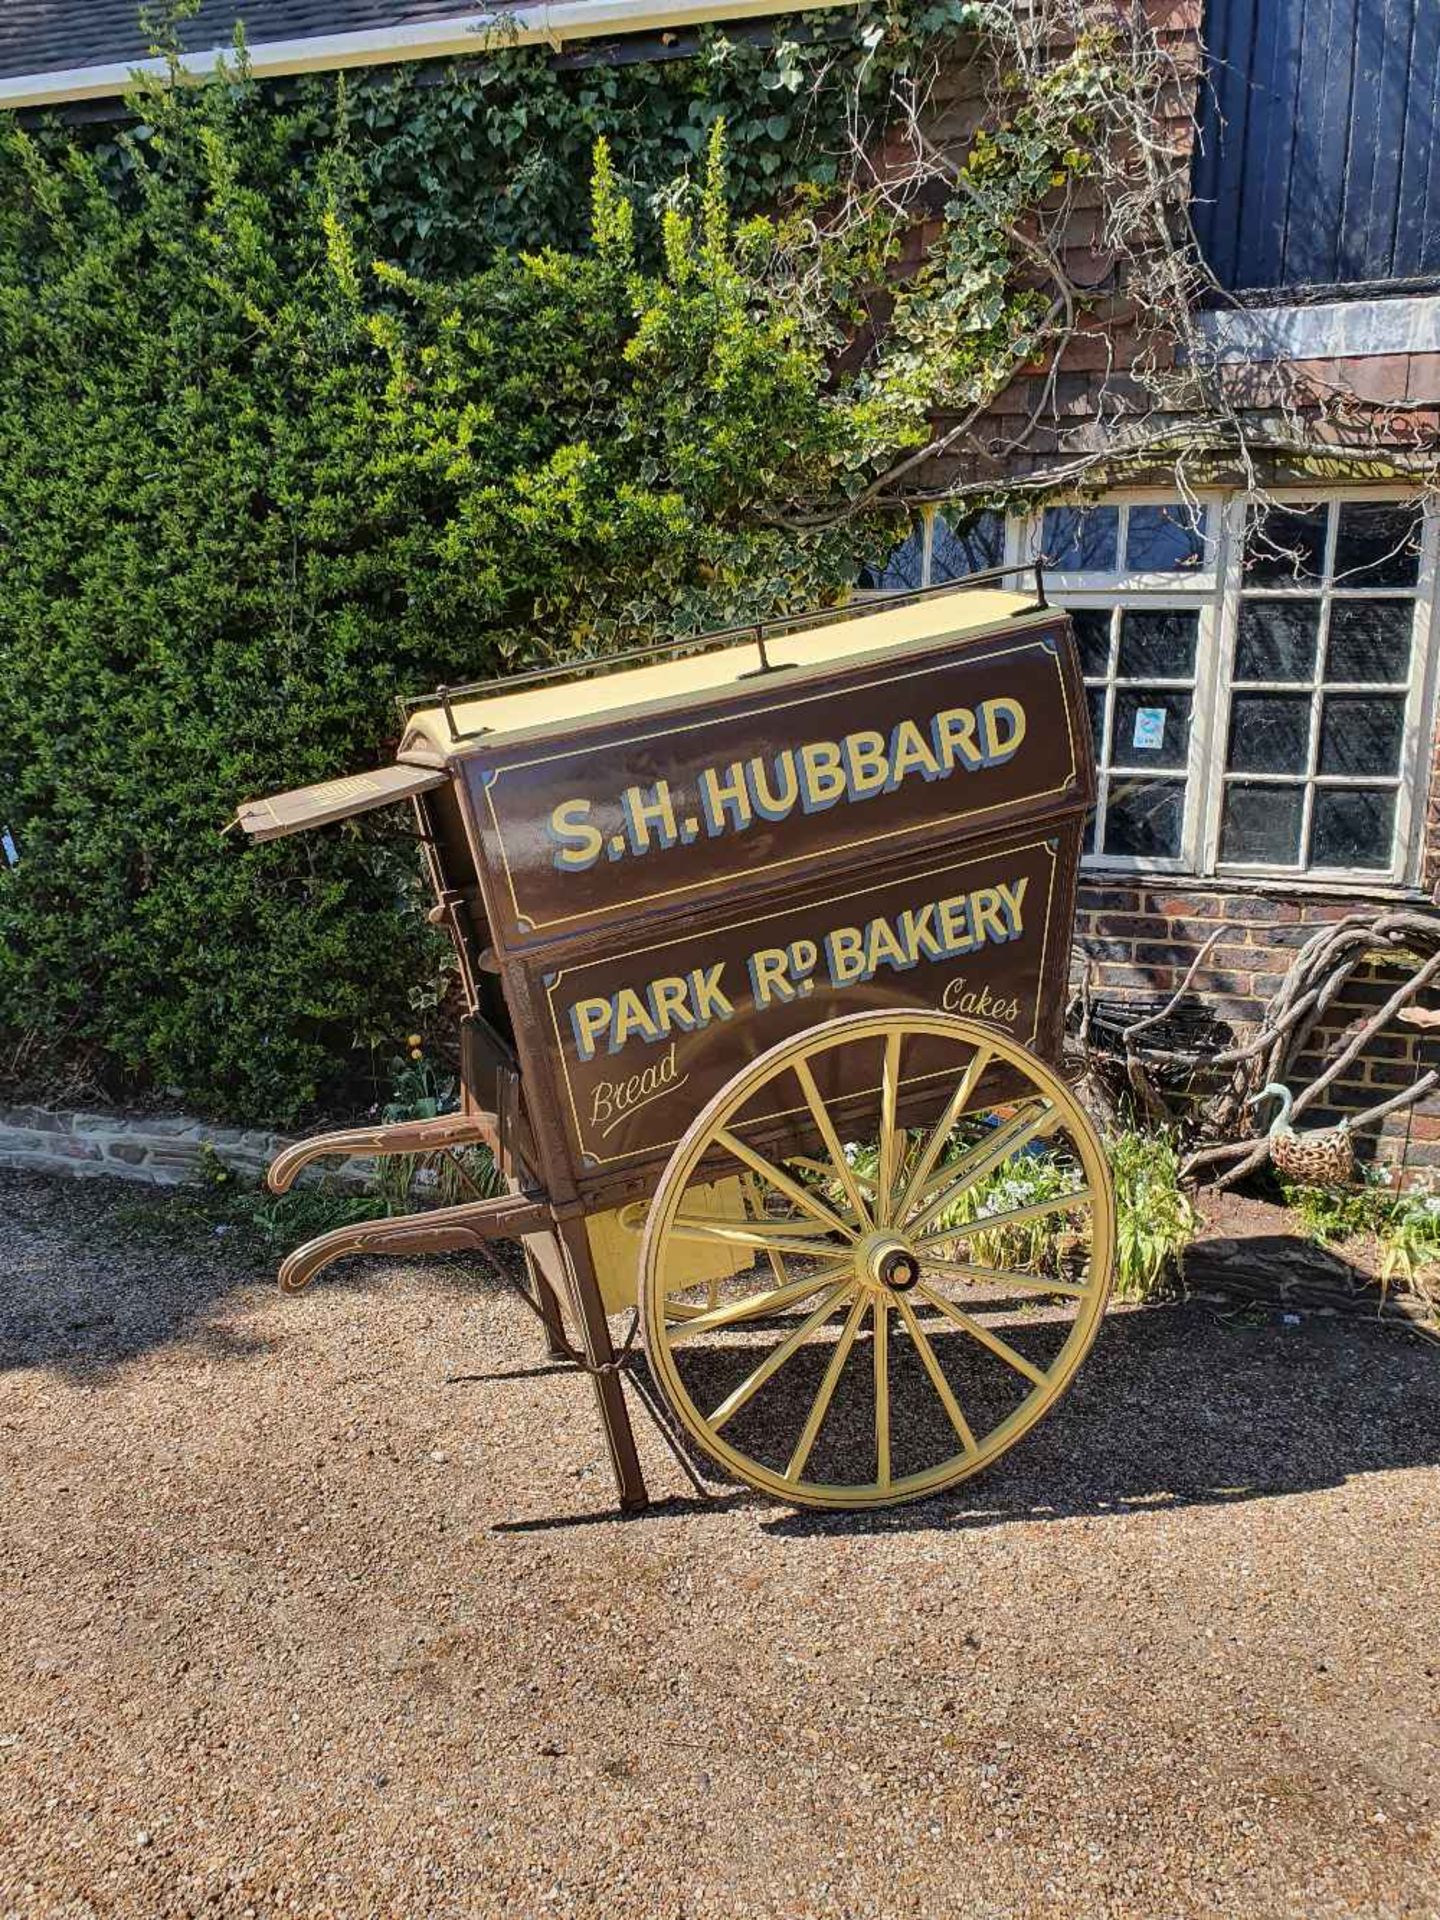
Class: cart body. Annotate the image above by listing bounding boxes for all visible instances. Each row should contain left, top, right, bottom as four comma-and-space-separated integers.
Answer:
237, 581, 1103, 1511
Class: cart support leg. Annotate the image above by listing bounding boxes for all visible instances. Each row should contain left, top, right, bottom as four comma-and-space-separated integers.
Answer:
535, 1269, 574, 1364
550, 1214, 649, 1513
522, 1238, 581, 1364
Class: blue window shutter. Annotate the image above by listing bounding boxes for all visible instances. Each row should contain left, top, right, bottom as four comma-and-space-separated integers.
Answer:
1193, 0, 1440, 293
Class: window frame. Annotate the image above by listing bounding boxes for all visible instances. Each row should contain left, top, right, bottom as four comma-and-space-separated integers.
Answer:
1054, 590, 1221, 873
1203, 490, 1438, 888
856, 484, 1438, 891
1018, 485, 1438, 891
1019, 487, 1227, 878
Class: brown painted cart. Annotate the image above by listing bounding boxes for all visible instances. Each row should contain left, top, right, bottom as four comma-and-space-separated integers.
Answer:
235, 570, 1113, 1511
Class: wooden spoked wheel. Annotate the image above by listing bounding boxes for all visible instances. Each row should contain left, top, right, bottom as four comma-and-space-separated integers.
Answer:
639, 1010, 1114, 1510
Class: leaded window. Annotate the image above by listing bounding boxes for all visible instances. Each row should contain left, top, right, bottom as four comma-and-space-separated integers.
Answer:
1217, 500, 1426, 874
856, 487, 1437, 888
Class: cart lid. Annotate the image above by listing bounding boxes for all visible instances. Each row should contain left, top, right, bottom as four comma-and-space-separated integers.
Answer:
233, 761, 447, 842
403, 587, 1042, 756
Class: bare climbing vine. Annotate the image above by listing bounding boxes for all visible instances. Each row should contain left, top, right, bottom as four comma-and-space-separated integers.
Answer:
1074, 910, 1440, 1189
764, 0, 1440, 528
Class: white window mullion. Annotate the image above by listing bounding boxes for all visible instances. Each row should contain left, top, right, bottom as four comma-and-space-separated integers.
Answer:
1297, 506, 1336, 875
1092, 607, 1118, 854
1394, 504, 1440, 886
1194, 498, 1245, 877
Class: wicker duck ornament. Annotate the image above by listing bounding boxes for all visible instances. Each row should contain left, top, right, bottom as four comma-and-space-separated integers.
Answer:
1250, 1082, 1355, 1185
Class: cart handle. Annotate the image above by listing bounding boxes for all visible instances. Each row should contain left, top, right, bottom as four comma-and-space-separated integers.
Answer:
266, 1112, 501, 1195
277, 1190, 552, 1293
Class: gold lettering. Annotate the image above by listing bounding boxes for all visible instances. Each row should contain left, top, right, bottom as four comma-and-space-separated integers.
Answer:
978, 696, 1026, 764
549, 798, 604, 871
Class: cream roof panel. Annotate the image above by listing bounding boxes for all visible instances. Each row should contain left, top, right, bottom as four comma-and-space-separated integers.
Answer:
401, 588, 1043, 758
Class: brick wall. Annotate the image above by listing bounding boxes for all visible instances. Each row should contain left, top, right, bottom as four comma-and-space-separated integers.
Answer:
1074, 881, 1440, 1177
919, 0, 1209, 492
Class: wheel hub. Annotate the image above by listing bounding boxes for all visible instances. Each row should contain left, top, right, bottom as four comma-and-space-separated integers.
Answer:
856, 1231, 921, 1292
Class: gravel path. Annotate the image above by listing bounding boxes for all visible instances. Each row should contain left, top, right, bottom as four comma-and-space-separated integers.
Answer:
2, 1167, 1438, 1919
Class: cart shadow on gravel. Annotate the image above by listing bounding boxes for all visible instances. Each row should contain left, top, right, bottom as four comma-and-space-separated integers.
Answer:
758, 1266, 1440, 1539
499, 1234, 1440, 1535
6, 1169, 1436, 1540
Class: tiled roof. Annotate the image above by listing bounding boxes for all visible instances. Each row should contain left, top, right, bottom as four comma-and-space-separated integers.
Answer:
0, 3, 512, 84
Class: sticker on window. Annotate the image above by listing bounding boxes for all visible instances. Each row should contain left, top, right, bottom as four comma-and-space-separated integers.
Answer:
1132, 707, 1167, 752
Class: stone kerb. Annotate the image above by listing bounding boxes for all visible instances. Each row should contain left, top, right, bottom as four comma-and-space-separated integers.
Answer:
0, 1105, 371, 1190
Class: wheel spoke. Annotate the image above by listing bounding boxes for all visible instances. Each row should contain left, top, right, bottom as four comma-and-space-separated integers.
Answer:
915, 1282, 1051, 1388
904, 1101, 1057, 1238
917, 1188, 1091, 1249
893, 1045, 993, 1226
670, 1213, 841, 1255
793, 1058, 873, 1231
921, 1256, 1093, 1300
784, 1291, 869, 1483
892, 1290, 978, 1455
792, 1155, 880, 1199
741, 1174, 794, 1292
716, 1128, 855, 1239
708, 1281, 855, 1431
876, 1031, 903, 1225
873, 1297, 891, 1490
666, 1263, 852, 1343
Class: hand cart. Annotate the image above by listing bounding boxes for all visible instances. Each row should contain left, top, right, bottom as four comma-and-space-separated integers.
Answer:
235, 568, 1112, 1510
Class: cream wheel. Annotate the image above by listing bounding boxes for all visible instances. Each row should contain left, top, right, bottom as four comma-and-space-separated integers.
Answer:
638, 1010, 1114, 1510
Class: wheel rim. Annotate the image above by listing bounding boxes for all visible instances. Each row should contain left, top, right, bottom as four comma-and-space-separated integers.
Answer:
639, 1011, 1115, 1510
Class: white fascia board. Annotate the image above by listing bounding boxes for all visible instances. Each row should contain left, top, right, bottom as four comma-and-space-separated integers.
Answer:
0, 0, 859, 109
1196, 295, 1440, 364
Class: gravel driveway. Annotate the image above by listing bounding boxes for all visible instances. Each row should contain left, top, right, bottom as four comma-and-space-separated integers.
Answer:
2, 1167, 1438, 1919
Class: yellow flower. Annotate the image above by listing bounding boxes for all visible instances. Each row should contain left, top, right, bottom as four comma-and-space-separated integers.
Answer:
410, 1047, 424, 1061
406, 1033, 423, 1048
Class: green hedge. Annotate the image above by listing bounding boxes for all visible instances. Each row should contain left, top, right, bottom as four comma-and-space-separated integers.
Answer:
0, 24, 913, 1125
0, 0, 1088, 1125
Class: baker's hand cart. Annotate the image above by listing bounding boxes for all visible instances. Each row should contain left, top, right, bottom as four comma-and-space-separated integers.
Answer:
235, 570, 1112, 1511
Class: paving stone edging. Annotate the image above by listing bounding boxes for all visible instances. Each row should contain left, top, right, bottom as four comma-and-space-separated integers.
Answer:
0, 1104, 368, 1189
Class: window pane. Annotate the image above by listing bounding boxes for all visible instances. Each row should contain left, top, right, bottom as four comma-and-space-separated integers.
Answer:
1333, 502, 1422, 588
1042, 505, 1119, 572
1309, 787, 1397, 870
1102, 778, 1185, 858
1325, 598, 1415, 682
859, 521, 924, 591
1318, 695, 1406, 776
1125, 504, 1208, 572
1117, 608, 1199, 678
1082, 805, 1097, 855
1234, 599, 1321, 680
1112, 689, 1192, 770
1071, 608, 1113, 675
930, 507, 1004, 583
1227, 694, 1311, 774
1221, 783, 1304, 864
1243, 503, 1328, 585
1086, 687, 1108, 759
